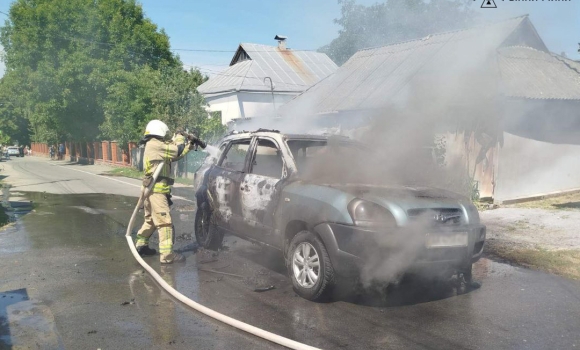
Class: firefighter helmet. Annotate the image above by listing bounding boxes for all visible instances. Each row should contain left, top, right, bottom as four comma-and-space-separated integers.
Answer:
144, 120, 169, 138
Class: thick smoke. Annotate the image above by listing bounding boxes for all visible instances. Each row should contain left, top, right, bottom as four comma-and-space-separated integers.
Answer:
223, 14, 576, 288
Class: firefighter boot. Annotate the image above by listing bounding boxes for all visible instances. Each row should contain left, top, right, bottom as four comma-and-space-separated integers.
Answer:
160, 252, 186, 264
137, 245, 157, 256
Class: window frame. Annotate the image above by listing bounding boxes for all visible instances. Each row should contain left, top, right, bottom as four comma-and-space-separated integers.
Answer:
216, 138, 253, 173
248, 136, 287, 179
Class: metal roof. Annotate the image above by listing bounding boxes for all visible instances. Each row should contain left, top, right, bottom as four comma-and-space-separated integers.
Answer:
281, 16, 554, 115
197, 43, 338, 95
498, 47, 580, 100
558, 55, 580, 75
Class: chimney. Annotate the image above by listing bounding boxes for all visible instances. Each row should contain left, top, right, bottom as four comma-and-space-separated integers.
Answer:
274, 35, 287, 50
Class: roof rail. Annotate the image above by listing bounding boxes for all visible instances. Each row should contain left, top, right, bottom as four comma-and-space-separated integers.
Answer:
255, 128, 280, 133
227, 130, 250, 135
323, 133, 349, 138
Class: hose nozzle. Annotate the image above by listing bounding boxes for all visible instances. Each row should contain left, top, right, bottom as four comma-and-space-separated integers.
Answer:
196, 139, 207, 150
187, 133, 207, 151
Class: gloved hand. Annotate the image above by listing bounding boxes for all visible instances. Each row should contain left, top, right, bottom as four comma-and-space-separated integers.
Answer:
187, 134, 207, 150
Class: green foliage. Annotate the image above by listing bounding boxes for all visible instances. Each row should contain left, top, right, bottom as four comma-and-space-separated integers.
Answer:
197, 111, 227, 143
100, 66, 217, 148
0, 0, 181, 144
320, 0, 477, 65
100, 65, 157, 147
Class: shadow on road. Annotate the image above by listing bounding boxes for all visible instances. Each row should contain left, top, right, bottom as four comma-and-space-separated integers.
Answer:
553, 202, 580, 209
226, 238, 478, 307
337, 277, 479, 307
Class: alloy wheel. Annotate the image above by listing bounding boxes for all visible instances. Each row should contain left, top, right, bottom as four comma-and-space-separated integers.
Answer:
292, 242, 320, 288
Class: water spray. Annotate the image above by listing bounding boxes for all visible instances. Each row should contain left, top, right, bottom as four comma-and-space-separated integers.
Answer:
124, 146, 320, 350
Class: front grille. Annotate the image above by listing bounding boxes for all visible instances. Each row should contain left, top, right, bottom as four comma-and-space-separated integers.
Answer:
407, 208, 464, 226
419, 246, 468, 262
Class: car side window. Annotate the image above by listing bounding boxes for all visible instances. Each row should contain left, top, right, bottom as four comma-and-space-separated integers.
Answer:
219, 140, 250, 172
251, 139, 283, 178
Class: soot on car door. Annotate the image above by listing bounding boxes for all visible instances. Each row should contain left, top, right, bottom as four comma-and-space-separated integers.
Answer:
239, 137, 285, 242
207, 138, 251, 231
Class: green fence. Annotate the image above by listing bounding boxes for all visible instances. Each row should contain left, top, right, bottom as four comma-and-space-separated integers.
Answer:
130, 146, 210, 178
176, 150, 208, 178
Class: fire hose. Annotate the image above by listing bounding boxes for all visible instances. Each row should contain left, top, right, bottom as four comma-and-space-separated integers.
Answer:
125, 161, 321, 350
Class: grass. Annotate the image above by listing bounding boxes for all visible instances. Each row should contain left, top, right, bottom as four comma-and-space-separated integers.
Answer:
486, 241, 580, 280
105, 167, 193, 186
106, 167, 144, 179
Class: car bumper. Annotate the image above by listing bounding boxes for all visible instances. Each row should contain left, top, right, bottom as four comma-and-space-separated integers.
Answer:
314, 222, 486, 277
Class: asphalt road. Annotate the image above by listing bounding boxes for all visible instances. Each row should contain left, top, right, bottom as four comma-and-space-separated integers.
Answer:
0, 157, 579, 350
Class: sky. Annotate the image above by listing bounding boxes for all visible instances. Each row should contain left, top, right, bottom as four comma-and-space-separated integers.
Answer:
0, 0, 579, 77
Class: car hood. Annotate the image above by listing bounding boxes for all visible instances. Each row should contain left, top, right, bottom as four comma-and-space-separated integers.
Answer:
323, 183, 469, 209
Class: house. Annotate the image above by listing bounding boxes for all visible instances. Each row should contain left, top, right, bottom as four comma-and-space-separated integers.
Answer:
279, 16, 580, 203
197, 36, 338, 125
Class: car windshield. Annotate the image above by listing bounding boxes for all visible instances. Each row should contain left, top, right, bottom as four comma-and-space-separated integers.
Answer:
287, 138, 370, 182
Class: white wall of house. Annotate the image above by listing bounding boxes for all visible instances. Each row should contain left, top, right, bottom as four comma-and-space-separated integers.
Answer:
494, 132, 580, 202
204, 92, 242, 124
205, 91, 298, 125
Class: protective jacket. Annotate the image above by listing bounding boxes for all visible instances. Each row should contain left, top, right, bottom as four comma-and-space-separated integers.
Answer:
143, 135, 190, 194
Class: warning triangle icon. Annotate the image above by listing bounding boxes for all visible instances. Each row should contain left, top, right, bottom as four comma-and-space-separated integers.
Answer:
481, 0, 497, 8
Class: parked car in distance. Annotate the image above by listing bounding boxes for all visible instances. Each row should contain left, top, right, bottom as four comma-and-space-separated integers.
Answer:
194, 130, 486, 301
7, 146, 20, 157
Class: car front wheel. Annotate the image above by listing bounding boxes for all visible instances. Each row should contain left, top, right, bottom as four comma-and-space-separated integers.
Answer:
194, 202, 223, 250
287, 230, 335, 301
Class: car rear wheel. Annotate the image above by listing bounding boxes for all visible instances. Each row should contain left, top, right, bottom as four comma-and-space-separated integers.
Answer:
194, 202, 223, 250
287, 230, 335, 301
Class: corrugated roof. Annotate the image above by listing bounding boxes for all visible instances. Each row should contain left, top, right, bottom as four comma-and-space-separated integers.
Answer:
498, 47, 580, 100
198, 43, 337, 95
557, 55, 580, 75
282, 16, 540, 115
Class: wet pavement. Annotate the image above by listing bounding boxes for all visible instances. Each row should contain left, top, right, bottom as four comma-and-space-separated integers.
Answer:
0, 157, 579, 349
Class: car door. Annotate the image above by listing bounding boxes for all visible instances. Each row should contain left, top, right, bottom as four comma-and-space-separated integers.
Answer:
238, 137, 286, 244
206, 138, 252, 232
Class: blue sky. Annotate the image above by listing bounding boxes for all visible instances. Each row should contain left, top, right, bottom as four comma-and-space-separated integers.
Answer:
0, 0, 579, 76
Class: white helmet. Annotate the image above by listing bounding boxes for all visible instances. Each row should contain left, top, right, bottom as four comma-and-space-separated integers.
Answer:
144, 120, 170, 138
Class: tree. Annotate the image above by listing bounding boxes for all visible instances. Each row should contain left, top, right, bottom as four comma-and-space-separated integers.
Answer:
149, 67, 211, 136
0, 73, 31, 145
0, 0, 178, 143
100, 66, 223, 147
320, 0, 478, 65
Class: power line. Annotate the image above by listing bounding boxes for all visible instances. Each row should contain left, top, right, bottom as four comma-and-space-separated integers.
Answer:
172, 48, 317, 53
0, 10, 318, 53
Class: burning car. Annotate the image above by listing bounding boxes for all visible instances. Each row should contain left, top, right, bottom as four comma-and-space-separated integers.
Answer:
194, 130, 485, 301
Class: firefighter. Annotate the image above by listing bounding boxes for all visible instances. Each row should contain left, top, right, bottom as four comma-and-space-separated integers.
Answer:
135, 119, 205, 264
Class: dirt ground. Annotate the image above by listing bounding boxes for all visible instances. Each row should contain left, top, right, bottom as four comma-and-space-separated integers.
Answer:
480, 195, 580, 279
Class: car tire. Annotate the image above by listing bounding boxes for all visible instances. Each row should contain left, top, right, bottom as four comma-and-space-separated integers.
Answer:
194, 202, 223, 250
287, 230, 335, 301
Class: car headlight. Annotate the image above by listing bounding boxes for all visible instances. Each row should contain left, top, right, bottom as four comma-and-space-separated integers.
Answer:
348, 199, 397, 228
